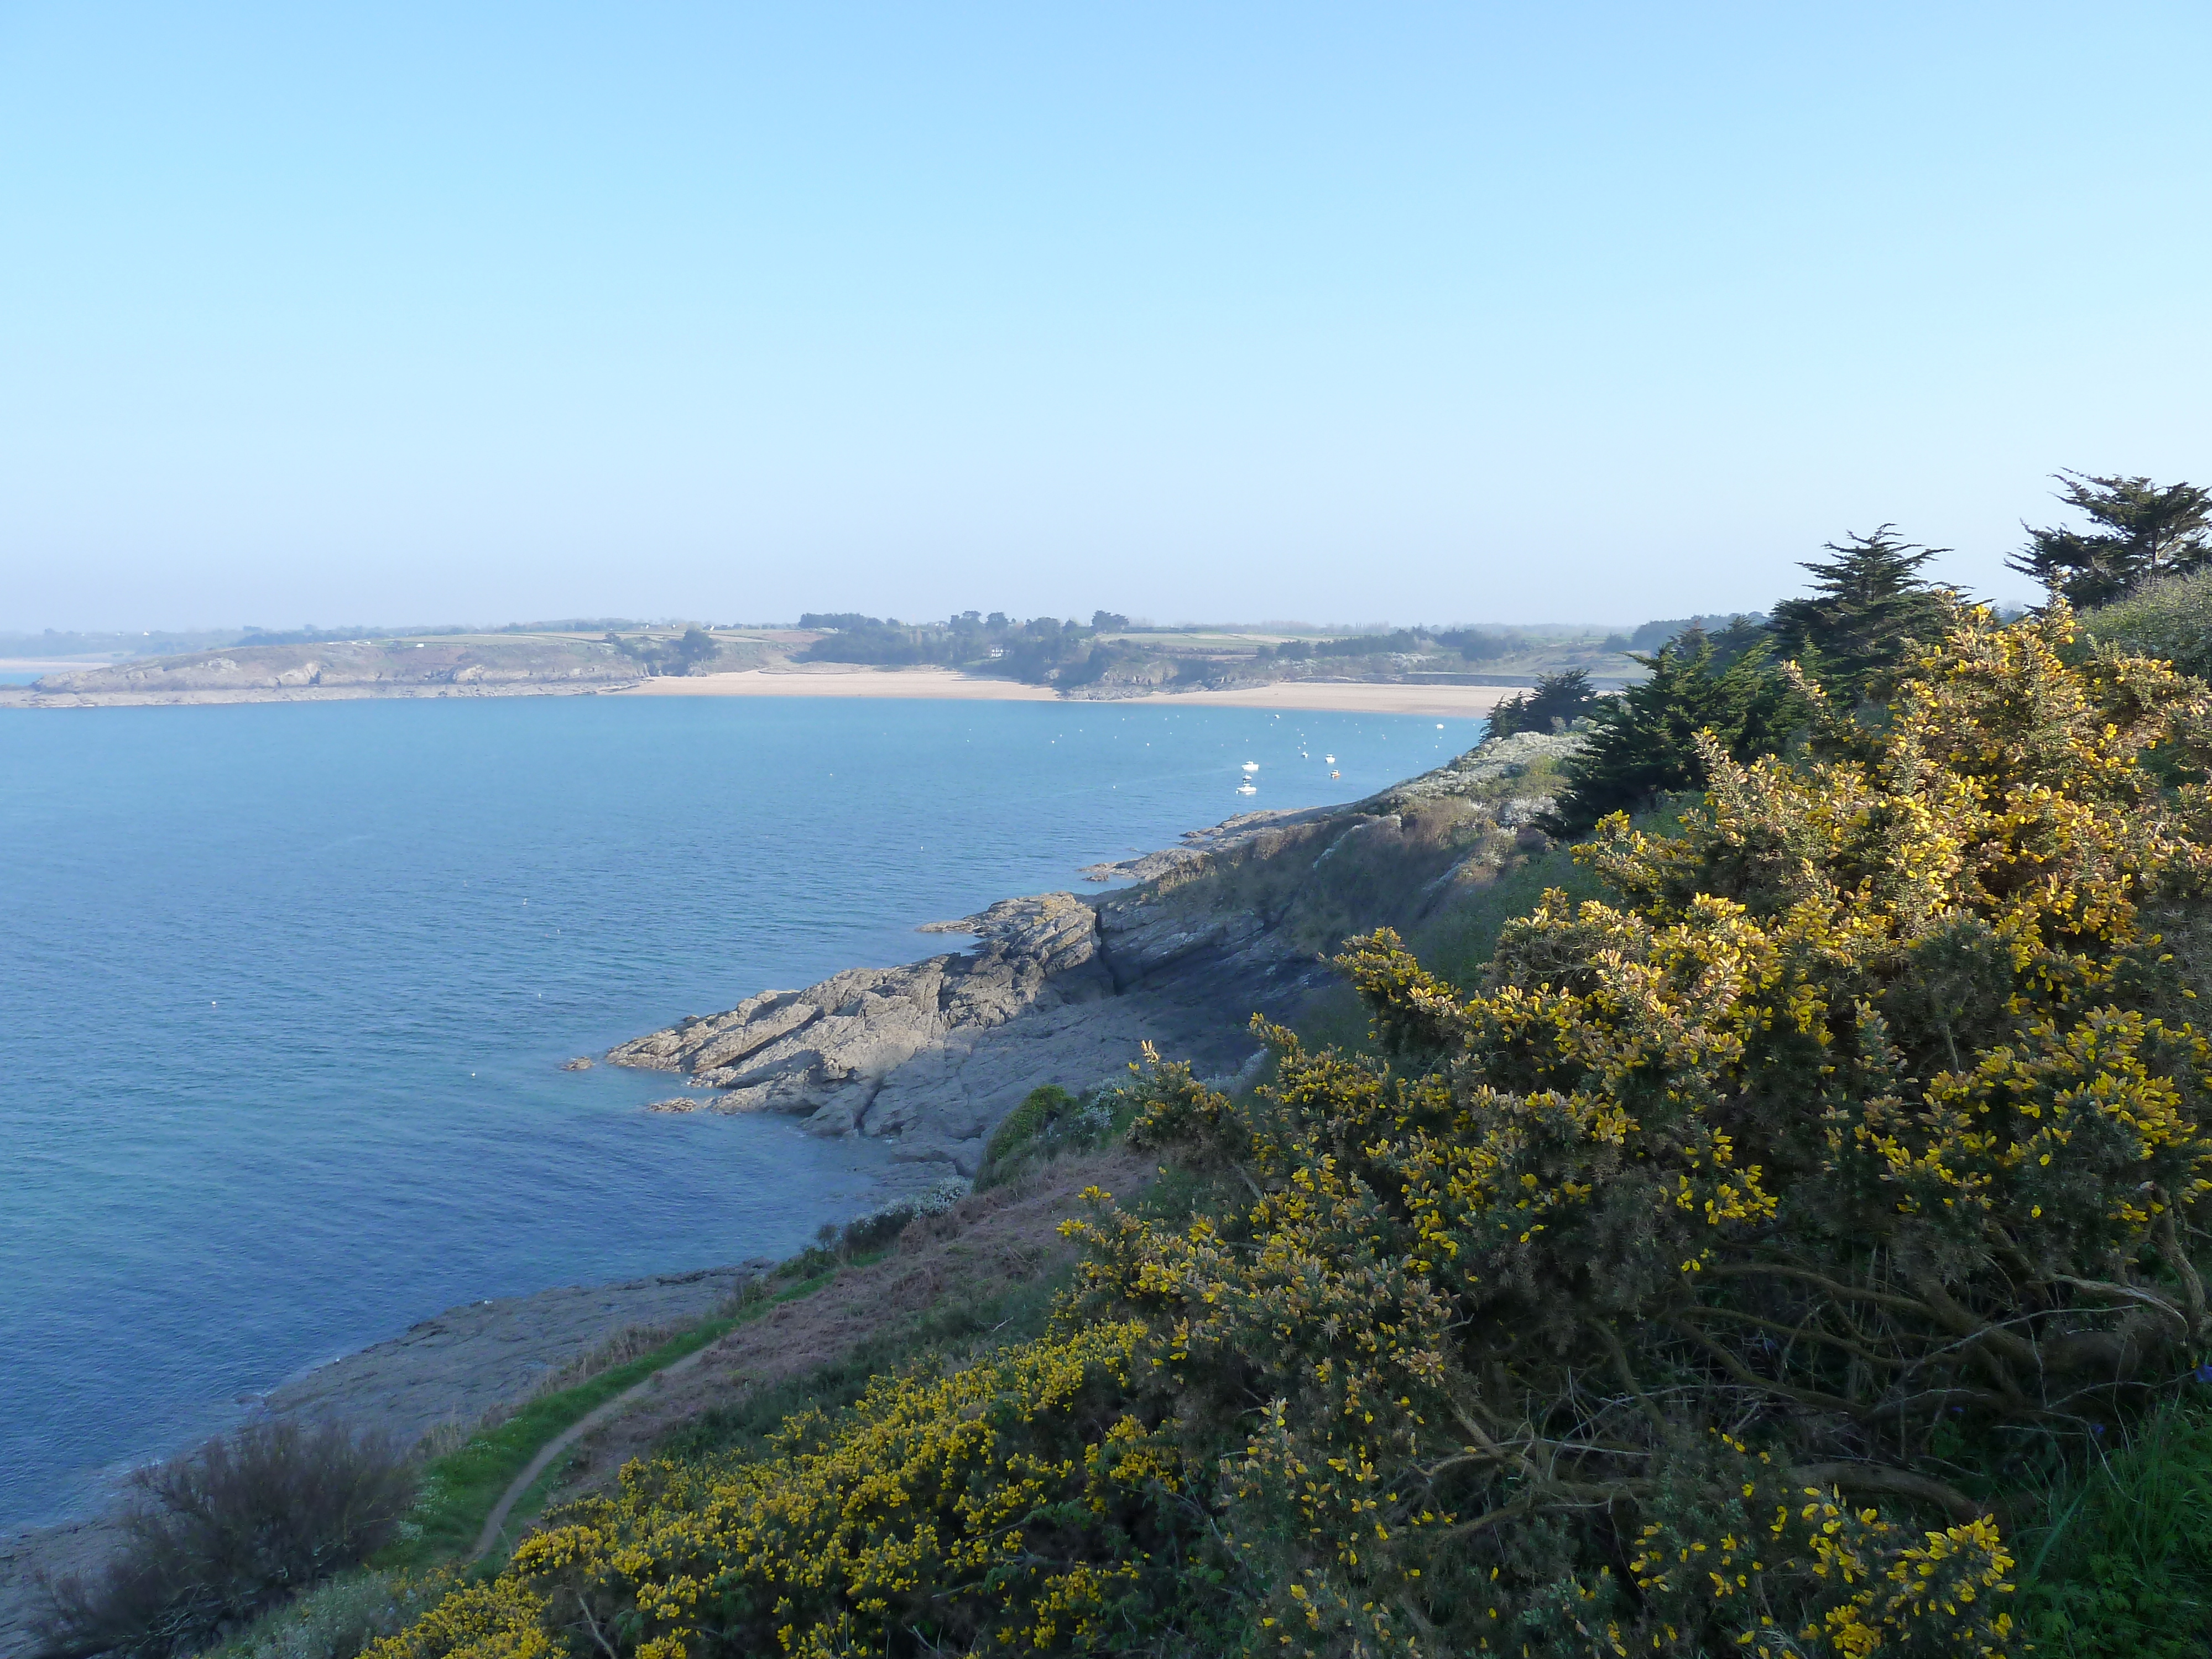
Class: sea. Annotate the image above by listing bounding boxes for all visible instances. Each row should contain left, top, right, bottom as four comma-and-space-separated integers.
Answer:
1, 692, 1474, 1531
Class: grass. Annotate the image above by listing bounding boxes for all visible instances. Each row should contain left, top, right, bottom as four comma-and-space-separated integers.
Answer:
656, 1266, 1072, 1464
474, 1455, 578, 1572
378, 1269, 842, 1568
197, 1568, 451, 1659
2010, 1397, 2212, 1658
1288, 832, 1604, 1057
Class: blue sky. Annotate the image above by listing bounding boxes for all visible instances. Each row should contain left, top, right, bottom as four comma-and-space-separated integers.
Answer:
3, 3, 2207, 630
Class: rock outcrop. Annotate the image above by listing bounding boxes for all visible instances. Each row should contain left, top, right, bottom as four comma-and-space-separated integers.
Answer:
607, 730, 1585, 1179
606, 893, 1114, 1162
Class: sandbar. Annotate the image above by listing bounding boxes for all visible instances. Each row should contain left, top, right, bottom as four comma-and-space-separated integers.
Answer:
614, 666, 1525, 718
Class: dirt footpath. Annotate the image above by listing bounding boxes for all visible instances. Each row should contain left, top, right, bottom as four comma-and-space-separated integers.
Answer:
549, 1152, 1151, 1499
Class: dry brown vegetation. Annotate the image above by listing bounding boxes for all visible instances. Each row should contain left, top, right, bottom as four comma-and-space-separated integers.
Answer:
540, 1150, 1151, 1504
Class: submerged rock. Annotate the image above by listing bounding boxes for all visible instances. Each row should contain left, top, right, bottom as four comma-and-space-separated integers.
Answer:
561, 1056, 596, 1071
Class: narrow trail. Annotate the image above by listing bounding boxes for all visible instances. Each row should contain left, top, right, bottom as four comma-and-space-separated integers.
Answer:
466, 1158, 1143, 1566
470, 1342, 720, 1562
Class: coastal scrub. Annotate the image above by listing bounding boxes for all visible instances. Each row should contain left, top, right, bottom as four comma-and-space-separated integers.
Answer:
376, 607, 2212, 1656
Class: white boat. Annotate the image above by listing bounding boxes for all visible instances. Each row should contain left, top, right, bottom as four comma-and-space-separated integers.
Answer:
1241, 761, 1260, 773
1237, 782, 1258, 795
1324, 754, 1335, 764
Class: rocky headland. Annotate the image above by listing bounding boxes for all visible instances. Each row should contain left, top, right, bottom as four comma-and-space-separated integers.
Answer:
606, 727, 1583, 1175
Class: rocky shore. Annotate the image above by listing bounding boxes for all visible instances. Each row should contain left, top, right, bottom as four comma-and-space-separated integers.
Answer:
604, 727, 1582, 1175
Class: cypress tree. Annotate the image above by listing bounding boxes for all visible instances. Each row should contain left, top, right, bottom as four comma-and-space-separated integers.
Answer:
1767, 525, 1948, 701
1547, 630, 1808, 832
2005, 471, 2212, 608
1487, 667, 1595, 738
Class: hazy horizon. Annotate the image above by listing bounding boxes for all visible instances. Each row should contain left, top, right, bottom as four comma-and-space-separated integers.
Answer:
6, 3, 2206, 630
0, 611, 1776, 650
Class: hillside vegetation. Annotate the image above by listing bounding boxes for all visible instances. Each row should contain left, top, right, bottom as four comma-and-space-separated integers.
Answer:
353, 599, 2212, 1658
2081, 567, 2212, 682
793, 611, 1651, 696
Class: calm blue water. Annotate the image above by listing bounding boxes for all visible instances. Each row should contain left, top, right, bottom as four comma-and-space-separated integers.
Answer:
0, 693, 1470, 1528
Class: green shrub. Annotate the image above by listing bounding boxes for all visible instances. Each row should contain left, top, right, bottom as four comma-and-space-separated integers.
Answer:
2083, 566, 2212, 680
375, 604, 2204, 1659
976, 1083, 1121, 1186
35, 1422, 416, 1659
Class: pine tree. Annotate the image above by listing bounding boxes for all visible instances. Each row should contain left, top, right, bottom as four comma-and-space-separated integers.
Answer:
1767, 525, 1948, 700
1486, 668, 1595, 738
2006, 471, 2212, 608
1547, 631, 1807, 831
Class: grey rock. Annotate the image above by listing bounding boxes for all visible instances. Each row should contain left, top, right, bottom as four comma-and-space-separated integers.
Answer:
609, 729, 1592, 1160
608, 893, 1114, 1140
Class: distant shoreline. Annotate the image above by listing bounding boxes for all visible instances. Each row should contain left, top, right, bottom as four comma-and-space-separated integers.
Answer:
615, 666, 1525, 718
3, 665, 1527, 718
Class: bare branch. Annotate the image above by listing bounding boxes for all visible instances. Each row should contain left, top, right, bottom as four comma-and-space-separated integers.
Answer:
1704, 1261, 1933, 1318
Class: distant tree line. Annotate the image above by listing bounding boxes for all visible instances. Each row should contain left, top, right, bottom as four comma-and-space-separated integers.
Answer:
795, 611, 1110, 682
1260, 626, 1558, 665
603, 627, 720, 675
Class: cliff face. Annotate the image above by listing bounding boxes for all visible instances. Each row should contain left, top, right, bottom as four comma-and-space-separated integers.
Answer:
609, 729, 1584, 1182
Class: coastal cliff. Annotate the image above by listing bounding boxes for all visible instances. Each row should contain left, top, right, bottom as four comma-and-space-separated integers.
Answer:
607, 728, 1583, 1177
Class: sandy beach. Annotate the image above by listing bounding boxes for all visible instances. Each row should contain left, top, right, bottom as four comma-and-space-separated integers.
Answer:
614, 666, 1526, 718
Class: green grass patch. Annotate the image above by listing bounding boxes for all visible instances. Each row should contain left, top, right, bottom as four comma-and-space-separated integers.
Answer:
476, 1451, 580, 1572
380, 1272, 841, 1568
1407, 832, 1607, 990
658, 1267, 1071, 1464
1289, 834, 1600, 1057
2012, 1399, 2212, 1658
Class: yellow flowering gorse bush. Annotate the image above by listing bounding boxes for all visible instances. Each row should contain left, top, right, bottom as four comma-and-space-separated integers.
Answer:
379, 607, 2211, 1657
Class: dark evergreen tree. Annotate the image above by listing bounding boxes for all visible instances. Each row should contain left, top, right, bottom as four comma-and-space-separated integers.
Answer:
1627, 612, 1769, 658
1546, 631, 1808, 832
1703, 613, 1771, 671
1767, 525, 1948, 701
1486, 668, 1595, 738
2006, 471, 2212, 607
